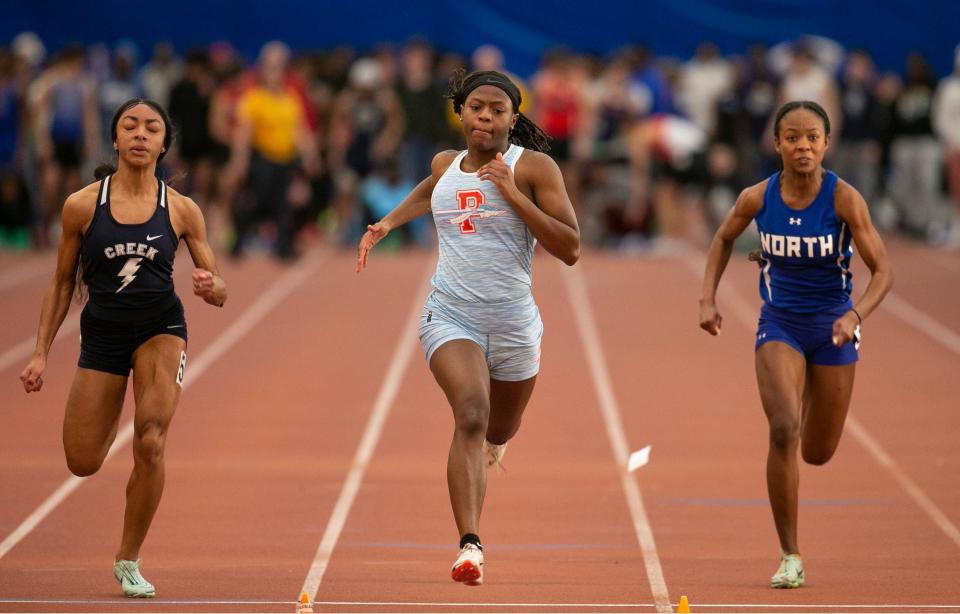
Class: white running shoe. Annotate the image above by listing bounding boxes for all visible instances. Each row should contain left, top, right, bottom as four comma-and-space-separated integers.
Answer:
451, 543, 483, 585
770, 553, 804, 589
484, 440, 507, 471
113, 559, 156, 598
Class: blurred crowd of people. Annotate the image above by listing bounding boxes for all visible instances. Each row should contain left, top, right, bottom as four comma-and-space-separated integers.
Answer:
2, 32, 959, 256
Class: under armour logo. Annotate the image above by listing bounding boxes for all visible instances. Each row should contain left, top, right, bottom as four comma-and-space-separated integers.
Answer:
758, 332, 767, 340
789, 217, 802, 226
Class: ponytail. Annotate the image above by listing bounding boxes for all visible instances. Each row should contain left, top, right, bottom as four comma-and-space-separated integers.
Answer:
94, 162, 116, 180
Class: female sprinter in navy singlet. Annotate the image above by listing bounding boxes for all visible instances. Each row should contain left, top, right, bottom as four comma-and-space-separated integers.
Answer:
20, 98, 227, 598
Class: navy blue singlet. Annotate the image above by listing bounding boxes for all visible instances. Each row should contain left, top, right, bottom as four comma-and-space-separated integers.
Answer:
80, 175, 180, 321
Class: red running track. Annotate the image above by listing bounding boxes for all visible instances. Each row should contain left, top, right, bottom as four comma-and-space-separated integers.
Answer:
0, 239, 958, 613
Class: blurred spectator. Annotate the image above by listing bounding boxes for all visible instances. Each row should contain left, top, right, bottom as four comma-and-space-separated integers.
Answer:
357, 158, 426, 247
228, 41, 318, 260
533, 48, 588, 205
870, 71, 902, 230
729, 45, 780, 184
98, 45, 144, 154
627, 113, 710, 249
329, 57, 404, 178
208, 57, 245, 220
533, 48, 583, 163
11, 32, 45, 74
678, 42, 733, 138
328, 56, 405, 240
31, 44, 98, 247
630, 45, 676, 116
933, 43, 960, 246
0, 47, 32, 248
889, 52, 945, 242
371, 43, 398, 89
0, 49, 23, 172
768, 35, 845, 80
833, 49, 881, 206
471, 44, 532, 114
577, 54, 648, 244
139, 42, 182, 108
396, 40, 447, 184
169, 50, 217, 205
771, 43, 840, 154
581, 54, 648, 161
289, 51, 334, 236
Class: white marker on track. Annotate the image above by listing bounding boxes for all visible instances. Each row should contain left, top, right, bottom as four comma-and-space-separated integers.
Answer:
627, 445, 652, 472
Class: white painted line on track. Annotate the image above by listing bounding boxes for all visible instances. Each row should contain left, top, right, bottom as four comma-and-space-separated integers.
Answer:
0, 250, 327, 561
7, 611, 956, 614
563, 262, 671, 614
299, 260, 434, 601
4, 598, 958, 613
0, 599, 960, 614
845, 417, 960, 548
680, 254, 960, 549
882, 292, 960, 357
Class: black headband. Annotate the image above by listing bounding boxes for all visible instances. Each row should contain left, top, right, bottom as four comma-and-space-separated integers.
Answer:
457, 72, 521, 113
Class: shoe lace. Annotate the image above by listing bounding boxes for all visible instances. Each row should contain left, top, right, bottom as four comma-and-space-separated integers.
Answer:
119, 561, 149, 586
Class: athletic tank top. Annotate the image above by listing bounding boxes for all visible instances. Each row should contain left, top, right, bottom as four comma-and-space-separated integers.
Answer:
80, 175, 179, 321
755, 170, 853, 313
430, 145, 535, 303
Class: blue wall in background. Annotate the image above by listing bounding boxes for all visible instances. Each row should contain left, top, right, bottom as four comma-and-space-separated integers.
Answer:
3, 0, 957, 77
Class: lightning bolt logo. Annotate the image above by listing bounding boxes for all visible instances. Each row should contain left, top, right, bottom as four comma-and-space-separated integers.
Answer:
116, 257, 143, 293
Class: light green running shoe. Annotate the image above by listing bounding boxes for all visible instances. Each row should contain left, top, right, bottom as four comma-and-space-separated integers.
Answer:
113, 559, 156, 598
770, 553, 804, 588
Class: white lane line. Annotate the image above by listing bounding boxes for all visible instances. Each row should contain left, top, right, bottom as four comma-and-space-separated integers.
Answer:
0, 310, 81, 374
2, 611, 955, 614
882, 292, 960, 357
299, 261, 434, 601
0, 251, 326, 561
845, 418, 960, 548
562, 262, 672, 614
2, 598, 959, 609
679, 254, 960, 549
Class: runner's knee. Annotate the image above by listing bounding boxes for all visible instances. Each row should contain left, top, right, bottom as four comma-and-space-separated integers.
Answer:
768, 414, 799, 450
133, 422, 168, 468
452, 394, 489, 439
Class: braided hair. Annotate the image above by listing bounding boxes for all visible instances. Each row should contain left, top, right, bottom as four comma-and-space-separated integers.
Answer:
446, 69, 551, 153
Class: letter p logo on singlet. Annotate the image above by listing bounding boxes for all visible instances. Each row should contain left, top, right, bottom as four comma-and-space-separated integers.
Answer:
455, 190, 485, 234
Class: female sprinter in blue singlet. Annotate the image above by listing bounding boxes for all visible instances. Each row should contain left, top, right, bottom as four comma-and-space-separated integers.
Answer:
356, 70, 580, 586
21, 99, 227, 598
699, 100, 892, 589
